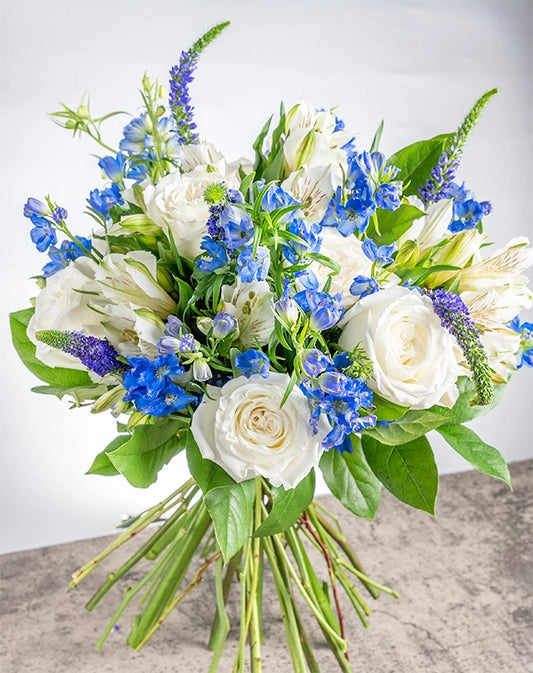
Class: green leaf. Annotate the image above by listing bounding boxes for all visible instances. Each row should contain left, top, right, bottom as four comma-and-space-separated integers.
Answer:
370, 119, 384, 153
388, 134, 452, 196
254, 470, 315, 537
320, 436, 382, 519
364, 407, 450, 446
444, 376, 506, 425
372, 394, 409, 422
186, 435, 236, 493
436, 424, 511, 487
367, 204, 425, 246
10, 308, 92, 388
205, 480, 255, 562
31, 383, 107, 403
362, 434, 438, 514
86, 435, 130, 476
107, 418, 187, 488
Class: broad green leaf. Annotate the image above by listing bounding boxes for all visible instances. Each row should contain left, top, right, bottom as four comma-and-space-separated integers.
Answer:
86, 435, 130, 476
10, 308, 92, 388
437, 424, 511, 487
444, 376, 507, 426
107, 418, 187, 488
254, 470, 316, 537
186, 436, 236, 493
372, 394, 409, 422
31, 383, 107, 403
320, 436, 381, 519
388, 134, 452, 196
368, 204, 425, 246
362, 434, 438, 514
364, 407, 450, 446
205, 480, 255, 562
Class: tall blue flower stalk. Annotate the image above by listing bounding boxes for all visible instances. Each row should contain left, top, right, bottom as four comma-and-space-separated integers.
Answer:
428, 288, 494, 405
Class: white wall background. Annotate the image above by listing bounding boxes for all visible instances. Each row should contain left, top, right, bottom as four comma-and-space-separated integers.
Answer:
1, 0, 531, 553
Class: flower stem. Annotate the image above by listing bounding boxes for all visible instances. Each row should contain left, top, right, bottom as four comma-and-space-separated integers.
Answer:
207, 556, 230, 673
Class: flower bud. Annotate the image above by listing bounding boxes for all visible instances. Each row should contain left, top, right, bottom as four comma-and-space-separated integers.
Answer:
213, 312, 238, 339
192, 358, 212, 382
274, 293, 299, 325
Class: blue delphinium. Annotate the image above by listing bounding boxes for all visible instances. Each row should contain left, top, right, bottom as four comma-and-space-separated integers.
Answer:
282, 219, 322, 264
236, 246, 270, 283
41, 237, 92, 277
123, 354, 195, 417
428, 288, 494, 405
87, 183, 124, 218
509, 316, 533, 368
445, 182, 492, 233
349, 275, 379, 299
29, 216, 57, 252
361, 238, 397, 265
212, 312, 238, 339
294, 290, 344, 332
24, 198, 49, 218
301, 348, 333, 377
35, 330, 124, 377
235, 349, 270, 378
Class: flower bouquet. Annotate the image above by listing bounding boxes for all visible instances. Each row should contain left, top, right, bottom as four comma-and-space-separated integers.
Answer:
10, 21, 533, 673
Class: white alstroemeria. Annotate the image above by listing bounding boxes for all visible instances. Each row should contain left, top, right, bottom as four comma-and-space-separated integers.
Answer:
457, 237, 533, 292
94, 250, 176, 318
176, 142, 226, 172
283, 100, 351, 174
479, 327, 521, 383
221, 280, 274, 348
397, 196, 453, 252
191, 372, 330, 488
143, 161, 240, 260
282, 165, 338, 222
461, 284, 533, 330
91, 303, 163, 359
307, 227, 373, 308
339, 286, 460, 409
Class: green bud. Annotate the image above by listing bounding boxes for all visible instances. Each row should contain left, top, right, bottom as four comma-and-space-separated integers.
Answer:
142, 72, 153, 93
294, 129, 316, 170
395, 240, 420, 268
155, 105, 166, 119
77, 104, 90, 120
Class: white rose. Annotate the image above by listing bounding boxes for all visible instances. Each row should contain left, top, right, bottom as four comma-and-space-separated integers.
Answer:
338, 286, 459, 409
191, 372, 329, 488
143, 163, 239, 260
308, 228, 373, 308
27, 257, 104, 369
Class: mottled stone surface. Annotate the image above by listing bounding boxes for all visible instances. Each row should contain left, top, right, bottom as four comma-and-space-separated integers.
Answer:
1, 461, 532, 673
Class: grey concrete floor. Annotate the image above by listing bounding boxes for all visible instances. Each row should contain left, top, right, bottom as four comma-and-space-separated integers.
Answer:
1, 460, 532, 673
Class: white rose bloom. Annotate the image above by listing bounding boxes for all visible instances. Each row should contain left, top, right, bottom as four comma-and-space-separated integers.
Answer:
27, 257, 105, 369
191, 372, 329, 488
307, 228, 373, 308
339, 286, 460, 409
143, 162, 239, 260
221, 280, 275, 348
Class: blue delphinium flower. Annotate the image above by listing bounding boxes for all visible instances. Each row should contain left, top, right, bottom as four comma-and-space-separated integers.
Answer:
261, 184, 301, 221
220, 208, 254, 251
508, 316, 533, 368
98, 153, 128, 185
235, 349, 270, 378
361, 238, 397, 265
123, 354, 195, 417
52, 207, 68, 224
274, 291, 300, 326
428, 288, 494, 405
196, 236, 229, 273
349, 275, 379, 299
212, 312, 238, 339
87, 183, 124, 218
236, 246, 270, 283
23, 198, 49, 218
301, 348, 333, 377
294, 290, 344, 331
29, 216, 57, 252
119, 114, 151, 154
283, 219, 322, 264
41, 237, 92, 277
35, 330, 124, 377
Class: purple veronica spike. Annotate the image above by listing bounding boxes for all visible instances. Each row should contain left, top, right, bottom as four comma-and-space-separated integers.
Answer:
35, 330, 124, 377
169, 50, 199, 145
428, 288, 494, 405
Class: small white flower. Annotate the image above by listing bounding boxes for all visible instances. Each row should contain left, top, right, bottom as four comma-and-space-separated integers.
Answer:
282, 165, 338, 222
191, 372, 329, 488
221, 280, 274, 348
339, 286, 459, 409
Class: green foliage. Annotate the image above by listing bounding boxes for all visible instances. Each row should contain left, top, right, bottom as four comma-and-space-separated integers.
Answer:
320, 436, 381, 519
105, 418, 189, 487
371, 394, 409, 422
362, 434, 438, 514
367, 204, 425, 246
31, 383, 108, 404
254, 470, 316, 537
437, 424, 511, 487
86, 436, 130, 476
185, 435, 236, 493
205, 479, 255, 562
10, 308, 92, 388
387, 134, 451, 196
364, 407, 450, 446
443, 376, 506, 426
